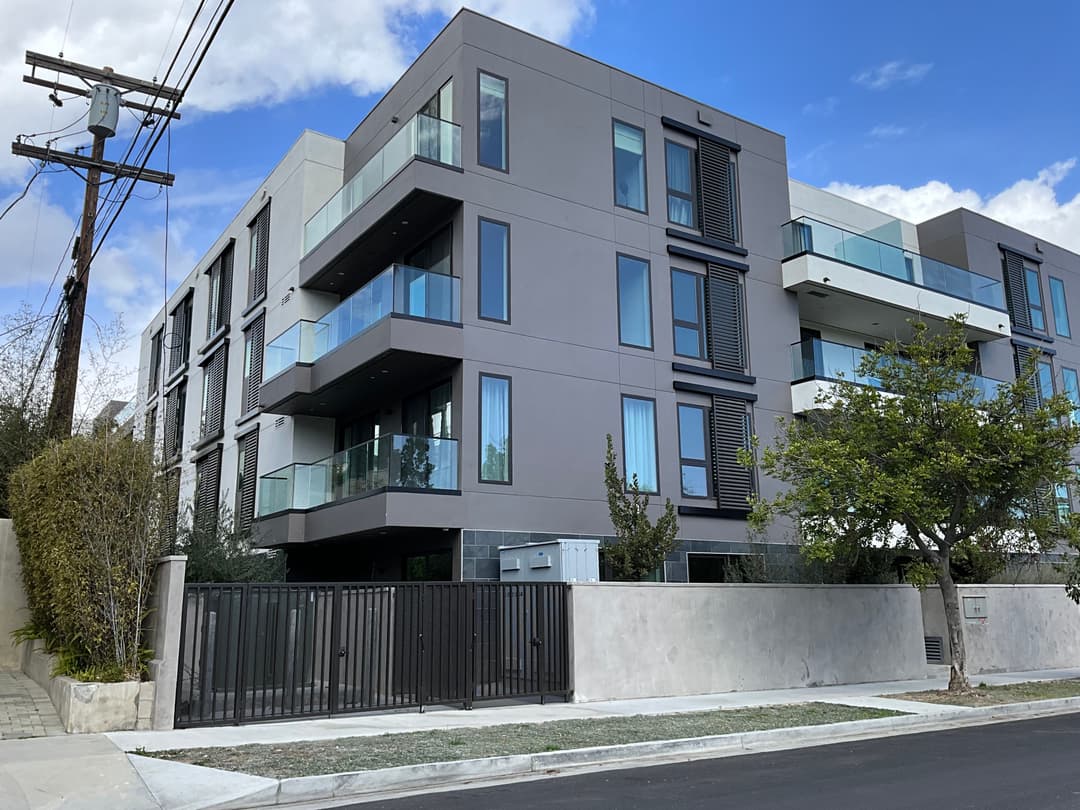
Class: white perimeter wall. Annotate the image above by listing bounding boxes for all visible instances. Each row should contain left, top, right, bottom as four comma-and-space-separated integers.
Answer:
0, 519, 28, 669
921, 585, 1080, 674
569, 583, 927, 702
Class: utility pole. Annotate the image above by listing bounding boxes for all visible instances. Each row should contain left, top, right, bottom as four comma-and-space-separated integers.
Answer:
12, 52, 181, 439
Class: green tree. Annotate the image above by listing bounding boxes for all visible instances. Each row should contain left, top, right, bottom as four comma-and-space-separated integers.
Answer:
744, 318, 1080, 691
603, 434, 679, 581
174, 504, 285, 583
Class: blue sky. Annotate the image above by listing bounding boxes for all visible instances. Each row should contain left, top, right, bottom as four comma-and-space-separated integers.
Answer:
0, 0, 1077, 410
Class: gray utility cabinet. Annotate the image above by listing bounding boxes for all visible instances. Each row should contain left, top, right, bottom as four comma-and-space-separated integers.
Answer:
498, 539, 600, 583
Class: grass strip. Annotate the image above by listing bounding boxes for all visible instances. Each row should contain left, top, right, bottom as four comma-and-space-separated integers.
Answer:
147, 702, 900, 779
890, 678, 1080, 708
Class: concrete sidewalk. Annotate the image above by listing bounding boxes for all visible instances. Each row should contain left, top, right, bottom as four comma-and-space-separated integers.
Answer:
2, 667, 1079, 810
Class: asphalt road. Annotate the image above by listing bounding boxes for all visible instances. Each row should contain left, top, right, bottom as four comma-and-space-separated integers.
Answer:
350, 713, 1080, 809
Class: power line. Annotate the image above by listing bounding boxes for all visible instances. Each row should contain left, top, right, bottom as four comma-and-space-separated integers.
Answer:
0, 166, 46, 224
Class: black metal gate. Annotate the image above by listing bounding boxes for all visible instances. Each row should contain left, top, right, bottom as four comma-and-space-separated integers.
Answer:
174, 582, 570, 728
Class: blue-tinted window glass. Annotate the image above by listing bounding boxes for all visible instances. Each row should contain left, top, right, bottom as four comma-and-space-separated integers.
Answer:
622, 396, 658, 493
479, 219, 509, 321
1026, 268, 1046, 331
672, 270, 706, 359
478, 73, 507, 170
617, 255, 652, 348
665, 141, 694, 228
613, 121, 646, 212
1038, 360, 1055, 404
1050, 277, 1071, 338
1064, 367, 1079, 425
479, 375, 510, 482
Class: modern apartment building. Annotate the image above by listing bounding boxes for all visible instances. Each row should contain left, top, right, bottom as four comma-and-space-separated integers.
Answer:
137, 9, 1080, 582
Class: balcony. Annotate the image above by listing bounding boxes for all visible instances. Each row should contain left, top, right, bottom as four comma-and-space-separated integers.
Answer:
260, 265, 462, 416
256, 434, 462, 545
781, 218, 1011, 341
790, 337, 1008, 413
301, 114, 463, 292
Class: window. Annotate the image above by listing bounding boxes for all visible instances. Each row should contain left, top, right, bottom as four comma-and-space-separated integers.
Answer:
665, 141, 696, 228
613, 121, 647, 212
148, 328, 163, 397
677, 404, 709, 498
617, 254, 652, 349
479, 218, 509, 322
402, 380, 452, 437
421, 79, 454, 121
419, 80, 455, 162
163, 468, 181, 550
1038, 358, 1054, 404
194, 447, 222, 537
241, 315, 264, 415
671, 269, 707, 359
248, 204, 270, 304
167, 294, 192, 376
621, 395, 658, 494
479, 374, 511, 483
1064, 367, 1080, 425
688, 553, 753, 583
200, 346, 227, 439
713, 395, 754, 511
206, 244, 234, 339
164, 381, 186, 460
405, 224, 452, 276
145, 406, 157, 445
1050, 277, 1071, 338
236, 430, 258, 532
1055, 483, 1071, 522
478, 72, 507, 171
1026, 266, 1045, 332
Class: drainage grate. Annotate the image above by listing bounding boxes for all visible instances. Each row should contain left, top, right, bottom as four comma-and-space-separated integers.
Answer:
924, 635, 945, 663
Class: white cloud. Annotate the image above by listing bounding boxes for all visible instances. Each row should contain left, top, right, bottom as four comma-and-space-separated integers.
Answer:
868, 124, 908, 139
0, 1, 594, 182
826, 158, 1080, 253
0, 175, 79, 291
802, 96, 838, 116
852, 60, 932, 90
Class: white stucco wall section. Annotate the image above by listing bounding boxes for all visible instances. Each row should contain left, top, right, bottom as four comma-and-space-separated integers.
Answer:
569, 583, 927, 702
921, 585, 1080, 674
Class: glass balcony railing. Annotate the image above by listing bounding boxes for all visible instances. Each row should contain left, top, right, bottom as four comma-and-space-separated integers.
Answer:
304, 113, 462, 254
792, 337, 1007, 403
263, 264, 461, 380
781, 217, 1006, 310
258, 434, 459, 517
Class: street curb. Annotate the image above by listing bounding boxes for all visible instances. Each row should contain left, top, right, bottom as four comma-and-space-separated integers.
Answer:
143, 696, 1080, 809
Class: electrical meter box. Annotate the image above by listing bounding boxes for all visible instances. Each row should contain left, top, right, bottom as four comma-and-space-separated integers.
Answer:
498, 538, 600, 582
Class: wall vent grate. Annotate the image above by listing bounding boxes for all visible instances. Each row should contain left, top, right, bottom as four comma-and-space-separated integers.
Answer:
274, 416, 286, 429
924, 635, 944, 663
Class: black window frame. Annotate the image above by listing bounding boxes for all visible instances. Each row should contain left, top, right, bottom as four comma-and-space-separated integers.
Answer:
478, 216, 510, 323
664, 139, 697, 229
671, 268, 708, 361
1050, 276, 1071, 338
612, 118, 648, 214
199, 344, 228, 441
247, 202, 270, 306
241, 314, 264, 416
1025, 264, 1046, 333
478, 372, 512, 485
677, 402, 711, 499
148, 327, 164, 397
620, 394, 660, 495
616, 253, 653, 350
167, 293, 193, 376
477, 70, 509, 172
205, 243, 234, 340
1037, 357, 1055, 405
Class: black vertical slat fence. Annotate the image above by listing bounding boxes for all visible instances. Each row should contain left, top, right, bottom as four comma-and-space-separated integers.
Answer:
175, 582, 570, 727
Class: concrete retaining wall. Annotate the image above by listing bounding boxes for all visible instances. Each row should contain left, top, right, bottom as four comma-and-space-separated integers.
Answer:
921, 585, 1080, 674
569, 583, 927, 702
0, 518, 28, 669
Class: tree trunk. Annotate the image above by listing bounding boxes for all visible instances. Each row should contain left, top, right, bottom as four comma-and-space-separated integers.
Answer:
937, 554, 971, 692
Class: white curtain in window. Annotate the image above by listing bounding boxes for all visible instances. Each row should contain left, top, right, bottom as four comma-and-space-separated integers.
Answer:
622, 397, 657, 493
480, 376, 510, 481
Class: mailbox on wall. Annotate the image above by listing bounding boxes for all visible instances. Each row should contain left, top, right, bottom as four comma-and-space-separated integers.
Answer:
963, 595, 988, 621
498, 539, 600, 582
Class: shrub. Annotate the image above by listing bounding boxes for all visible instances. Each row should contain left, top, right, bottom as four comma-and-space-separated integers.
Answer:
174, 504, 286, 583
9, 432, 164, 682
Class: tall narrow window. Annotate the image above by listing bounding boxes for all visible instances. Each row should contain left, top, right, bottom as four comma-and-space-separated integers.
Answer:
1050, 277, 1071, 338
1038, 358, 1055, 404
194, 447, 222, 537
479, 218, 509, 322
148, 328, 163, 397
677, 403, 709, 498
1055, 483, 1072, 522
617, 254, 652, 349
671, 269, 707, 359
206, 244, 234, 339
479, 374, 511, 483
621, 395, 658, 494
613, 121, 647, 212
145, 406, 157, 445
665, 141, 696, 228
478, 72, 507, 170
168, 293, 192, 376
236, 430, 259, 532
1026, 266, 1045, 332
712, 395, 754, 511
164, 381, 187, 460
1063, 367, 1080, 425
200, 346, 227, 439
241, 315, 264, 416
248, 204, 270, 304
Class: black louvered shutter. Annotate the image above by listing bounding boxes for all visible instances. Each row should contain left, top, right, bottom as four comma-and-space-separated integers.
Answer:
164, 388, 179, 458
219, 244, 234, 332
250, 204, 270, 303
711, 396, 752, 511
163, 468, 181, 552
707, 264, 747, 374
168, 300, 188, 374
195, 447, 222, 536
202, 347, 228, 438
238, 430, 259, 531
1002, 250, 1030, 330
243, 315, 264, 414
1013, 345, 1039, 412
697, 139, 734, 243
